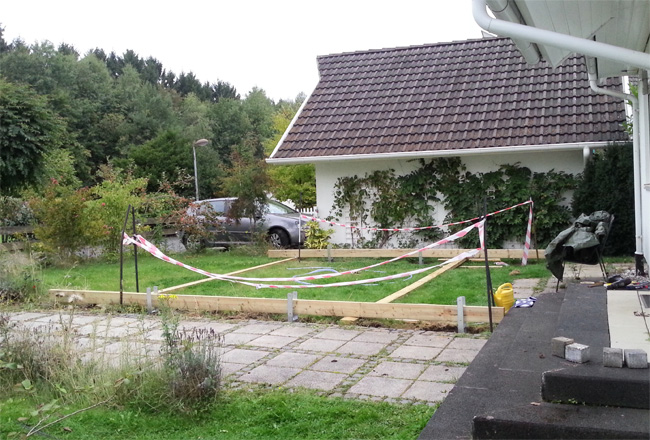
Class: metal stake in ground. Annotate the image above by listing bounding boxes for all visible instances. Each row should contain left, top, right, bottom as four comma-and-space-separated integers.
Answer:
131, 205, 139, 292
119, 204, 131, 305
482, 198, 494, 332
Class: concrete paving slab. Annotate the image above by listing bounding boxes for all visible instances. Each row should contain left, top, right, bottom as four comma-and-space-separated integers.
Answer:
404, 333, 453, 347
310, 355, 366, 373
403, 381, 454, 402
270, 325, 315, 338
232, 322, 283, 334
348, 376, 413, 398
221, 348, 270, 365
447, 337, 488, 350
295, 338, 346, 352
352, 330, 400, 344
221, 362, 245, 377
180, 321, 235, 334
222, 332, 259, 346
435, 348, 479, 364
608, 290, 650, 353
419, 365, 466, 382
239, 365, 301, 385
248, 334, 298, 349
286, 370, 345, 391
336, 340, 386, 356
8, 312, 49, 321
369, 361, 427, 379
390, 345, 442, 360
314, 328, 361, 341
266, 352, 321, 368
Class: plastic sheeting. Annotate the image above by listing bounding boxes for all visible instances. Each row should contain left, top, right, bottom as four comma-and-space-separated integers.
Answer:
545, 211, 613, 280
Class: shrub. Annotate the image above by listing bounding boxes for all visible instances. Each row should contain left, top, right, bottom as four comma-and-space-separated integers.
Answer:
0, 252, 42, 303
305, 221, 334, 249
30, 182, 104, 262
572, 143, 634, 256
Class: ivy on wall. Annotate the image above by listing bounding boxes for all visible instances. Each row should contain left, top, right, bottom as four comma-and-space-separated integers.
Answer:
331, 158, 577, 249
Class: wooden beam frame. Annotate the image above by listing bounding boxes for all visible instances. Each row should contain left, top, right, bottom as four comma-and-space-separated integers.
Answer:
49, 289, 504, 324
268, 248, 544, 259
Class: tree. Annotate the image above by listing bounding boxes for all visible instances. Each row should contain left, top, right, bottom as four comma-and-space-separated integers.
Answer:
266, 93, 315, 207
128, 130, 194, 194
0, 78, 69, 194
221, 142, 271, 223
242, 88, 275, 158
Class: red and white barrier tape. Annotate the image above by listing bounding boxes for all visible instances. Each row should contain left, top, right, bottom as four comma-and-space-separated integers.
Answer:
122, 220, 484, 289
301, 200, 533, 232
521, 200, 534, 266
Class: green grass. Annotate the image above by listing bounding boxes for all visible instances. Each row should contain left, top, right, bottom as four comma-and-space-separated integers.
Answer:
40, 251, 551, 306
1, 389, 433, 440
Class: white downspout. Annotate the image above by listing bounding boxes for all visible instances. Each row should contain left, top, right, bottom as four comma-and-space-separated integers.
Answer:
472, 0, 650, 72
588, 73, 644, 268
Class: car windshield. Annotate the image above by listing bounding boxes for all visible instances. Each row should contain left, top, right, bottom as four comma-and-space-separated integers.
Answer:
266, 200, 297, 215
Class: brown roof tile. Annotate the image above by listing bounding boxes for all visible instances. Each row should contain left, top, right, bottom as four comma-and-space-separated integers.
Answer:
272, 38, 628, 160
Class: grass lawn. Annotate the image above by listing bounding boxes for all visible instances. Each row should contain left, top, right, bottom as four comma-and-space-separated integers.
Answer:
40, 250, 551, 306
1, 389, 433, 440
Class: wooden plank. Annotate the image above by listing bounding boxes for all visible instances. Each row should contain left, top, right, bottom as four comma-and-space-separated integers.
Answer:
49, 289, 504, 323
340, 257, 467, 323
0, 226, 33, 234
158, 257, 296, 293
0, 241, 28, 251
269, 248, 545, 259
377, 257, 467, 304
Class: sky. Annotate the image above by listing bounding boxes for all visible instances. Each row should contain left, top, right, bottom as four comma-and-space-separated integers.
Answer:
1, 1, 484, 102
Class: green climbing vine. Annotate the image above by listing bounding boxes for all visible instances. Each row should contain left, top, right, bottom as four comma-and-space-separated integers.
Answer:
331, 158, 577, 248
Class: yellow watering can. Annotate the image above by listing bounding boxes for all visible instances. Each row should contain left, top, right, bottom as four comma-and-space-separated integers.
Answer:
494, 283, 515, 312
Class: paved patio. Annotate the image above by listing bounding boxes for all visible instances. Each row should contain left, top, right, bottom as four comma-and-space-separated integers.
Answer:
6, 311, 487, 405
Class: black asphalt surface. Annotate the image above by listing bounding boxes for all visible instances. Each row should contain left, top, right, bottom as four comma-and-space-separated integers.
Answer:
418, 281, 650, 439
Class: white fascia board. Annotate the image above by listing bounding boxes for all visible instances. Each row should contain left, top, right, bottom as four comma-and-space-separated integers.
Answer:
266, 141, 612, 165
268, 80, 317, 160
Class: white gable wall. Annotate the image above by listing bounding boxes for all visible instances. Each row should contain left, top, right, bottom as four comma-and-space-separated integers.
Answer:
314, 150, 585, 247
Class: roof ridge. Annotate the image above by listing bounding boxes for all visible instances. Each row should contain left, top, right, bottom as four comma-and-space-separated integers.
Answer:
316, 36, 510, 61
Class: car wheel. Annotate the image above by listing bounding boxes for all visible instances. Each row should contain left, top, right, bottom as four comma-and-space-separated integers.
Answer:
183, 234, 205, 252
268, 228, 290, 248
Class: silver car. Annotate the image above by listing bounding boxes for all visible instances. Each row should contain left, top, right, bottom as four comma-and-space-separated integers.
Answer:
180, 197, 305, 250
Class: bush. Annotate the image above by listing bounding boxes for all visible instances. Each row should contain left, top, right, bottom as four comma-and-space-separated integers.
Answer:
572, 143, 634, 256
305, 221, 334, 249
30, 182, 104, 262
0, 252, 42, 303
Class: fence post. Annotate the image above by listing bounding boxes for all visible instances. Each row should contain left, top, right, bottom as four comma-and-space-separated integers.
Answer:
146, 287, 152, 314
457, 296, 466, 333
287, 291, 298, 322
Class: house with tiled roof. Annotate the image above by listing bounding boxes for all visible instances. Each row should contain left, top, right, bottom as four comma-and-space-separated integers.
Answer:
268, 36, 629, 245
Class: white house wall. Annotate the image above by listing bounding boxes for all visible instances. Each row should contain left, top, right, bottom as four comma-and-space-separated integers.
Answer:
314, 150, 585, 247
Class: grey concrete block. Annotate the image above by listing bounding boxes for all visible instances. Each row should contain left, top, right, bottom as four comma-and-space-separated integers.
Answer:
624, 349, 649, 369
603, 347, 624, 368
565, 343, 590, 363
551, 337, 574, 358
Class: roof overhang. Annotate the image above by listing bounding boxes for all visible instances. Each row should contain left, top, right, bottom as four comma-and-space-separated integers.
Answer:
266, 141, 613, 165
476, 0, 650, 79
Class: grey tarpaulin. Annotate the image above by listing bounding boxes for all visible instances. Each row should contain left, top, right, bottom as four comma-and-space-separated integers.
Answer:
545, 211, 613, 280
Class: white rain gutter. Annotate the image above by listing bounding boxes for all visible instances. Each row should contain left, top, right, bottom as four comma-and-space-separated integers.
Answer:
266, 141, 612, 165
472, 0, 650, 72
485, 0, 540, 64
587, 70, 643, 260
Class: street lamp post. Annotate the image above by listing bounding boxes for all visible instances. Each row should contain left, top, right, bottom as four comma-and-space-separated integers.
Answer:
192, 139, 210, 200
